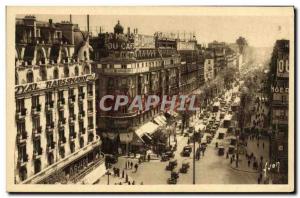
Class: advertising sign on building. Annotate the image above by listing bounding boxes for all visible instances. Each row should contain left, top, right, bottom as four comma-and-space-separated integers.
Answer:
134, 34, 155, 48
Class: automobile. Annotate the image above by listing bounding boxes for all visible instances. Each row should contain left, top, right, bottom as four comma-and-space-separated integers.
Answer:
180, 162, 190, 173
161, 153, 170, 161
199, 114, 204, 119
165, 151, 175, 158
171, 170, 180, 179
166, 159, 178, 170
181, 146, 192, 157
209, 119, 214, 125
218, 146, 225, 156
203, 119, 208, 125
201, 142, 207, 149
167, 177, 177, 184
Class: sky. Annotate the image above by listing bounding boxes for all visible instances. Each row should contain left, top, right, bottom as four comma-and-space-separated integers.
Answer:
17, 14, 292, 48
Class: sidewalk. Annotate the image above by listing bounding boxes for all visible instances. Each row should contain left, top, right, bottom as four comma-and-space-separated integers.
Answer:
229, 136, 270, 173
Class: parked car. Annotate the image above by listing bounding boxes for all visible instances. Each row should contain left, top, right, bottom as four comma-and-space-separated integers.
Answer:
181, 146, 192, 157
161, 153, 170, 161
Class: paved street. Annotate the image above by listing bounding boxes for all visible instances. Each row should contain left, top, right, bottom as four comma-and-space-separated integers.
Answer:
92, 83, 271, 185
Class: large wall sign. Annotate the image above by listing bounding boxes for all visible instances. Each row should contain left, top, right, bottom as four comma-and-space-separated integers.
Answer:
15, 74, 96, 95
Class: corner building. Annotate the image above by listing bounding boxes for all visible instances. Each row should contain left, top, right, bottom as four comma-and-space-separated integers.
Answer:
91, 22, 181, 154
14, 16, 104, 184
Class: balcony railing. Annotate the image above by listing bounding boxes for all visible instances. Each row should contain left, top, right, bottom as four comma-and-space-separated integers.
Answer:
69, 95, 76, 102
16, 131, 28, 144
59, 136, 67, 145
78, 93, 85, 100
17, 154, 29, 165
31, 104, 41, 115
16, 108, 27, 119
46, 122, 54, 131
69, 132, 77, 141
45, 101, 54, 111
88, 124, 94, 130
32, 126, 42, 138
79, 110, 86, 117
69, 114, 76, 122
59, 118, 66, 125
46, 142, 56, 152
33, 148, 43, 159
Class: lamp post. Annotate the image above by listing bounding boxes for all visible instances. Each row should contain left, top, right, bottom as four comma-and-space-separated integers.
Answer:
193, 127, 196, 184
106, 170, 111, 185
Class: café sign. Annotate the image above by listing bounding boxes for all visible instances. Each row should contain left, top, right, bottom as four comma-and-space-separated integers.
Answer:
15, 74, 96, 95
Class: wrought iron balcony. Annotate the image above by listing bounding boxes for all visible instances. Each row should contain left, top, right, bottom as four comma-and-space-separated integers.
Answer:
17, 154, 29, 166
33, 147, 43, 160
16, 108, 27, 120
16, 131, 28, 144
31, 104, 41, 115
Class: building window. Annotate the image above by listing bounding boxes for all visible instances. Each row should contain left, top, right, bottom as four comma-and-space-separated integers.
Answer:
16, 98, 25, 113
46, 112, 53, 126
53, 68, 59, 79
34, 159, 41, 174
19, 166, 27, 182
64, 66, 69, 77
26, 70, 34, 83
32, 95, 40, 109
84, 65, 90, 74
36, 29, 40, 37
87, 84, 93, 96
40, 68, 47, 81
87, 101, 93, 112
121, 64, 126, 69
88, 117, 93, 129
74, 66, 79, 76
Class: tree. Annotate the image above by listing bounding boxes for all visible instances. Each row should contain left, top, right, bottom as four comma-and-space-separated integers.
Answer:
236, 36, 248, 55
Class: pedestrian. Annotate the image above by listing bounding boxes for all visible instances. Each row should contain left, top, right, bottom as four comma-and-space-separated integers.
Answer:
230, 157, 233, 164
263, 142, 265, 149
122, 170, 125, 178
202, 149, 205, 156
226, 152, 229, 159
125, 161, 128, 169
257, 177, 261, 184
125, 174, 128, 183
257, 142, 259, 148
148, 154, 150, 162
134, 163, 138, 172
128, 181, 131, 185
216, 142, 218, 148
130, 162, 133, 169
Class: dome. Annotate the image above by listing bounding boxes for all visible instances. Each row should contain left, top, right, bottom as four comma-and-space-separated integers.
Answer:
114, 20, 124, 34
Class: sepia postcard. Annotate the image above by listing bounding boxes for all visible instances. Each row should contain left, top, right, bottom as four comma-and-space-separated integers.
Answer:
6, 6, 295, 193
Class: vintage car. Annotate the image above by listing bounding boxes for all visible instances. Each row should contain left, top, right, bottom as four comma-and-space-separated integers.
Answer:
180, 162, 190, 173
161, 153, 170, 162
167, 177, 177, 184
165, 151, 175, 158
218, 146, 225, 156
166, 159, 178, 170
181, 146, 192, 157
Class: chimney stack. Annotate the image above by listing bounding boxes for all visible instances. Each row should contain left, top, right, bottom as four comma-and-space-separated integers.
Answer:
70, 14, 72, 23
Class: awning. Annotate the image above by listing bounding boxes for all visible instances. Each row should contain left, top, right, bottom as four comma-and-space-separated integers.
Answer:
136, 122, 159, 137
102, 132, 118, 140
154, 115, 167, 126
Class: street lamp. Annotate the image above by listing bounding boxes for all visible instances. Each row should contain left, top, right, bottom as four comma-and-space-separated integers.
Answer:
106, 170, 111, 185
193, 127, 196, 184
